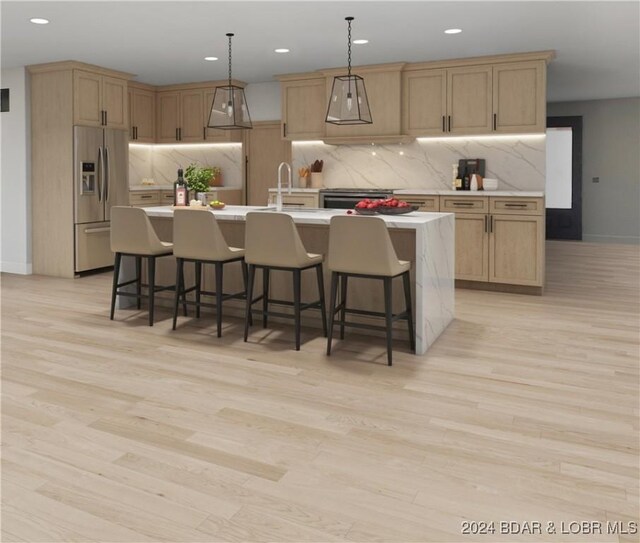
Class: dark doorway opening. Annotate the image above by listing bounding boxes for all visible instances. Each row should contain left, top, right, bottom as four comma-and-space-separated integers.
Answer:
546, 116, 583, 240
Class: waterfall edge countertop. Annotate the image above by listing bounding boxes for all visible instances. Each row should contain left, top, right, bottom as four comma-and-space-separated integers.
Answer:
142, 205, 455, 355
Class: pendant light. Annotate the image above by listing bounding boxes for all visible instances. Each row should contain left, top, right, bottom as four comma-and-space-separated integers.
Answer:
208, 33, 252, 130
325, 17, 372, 125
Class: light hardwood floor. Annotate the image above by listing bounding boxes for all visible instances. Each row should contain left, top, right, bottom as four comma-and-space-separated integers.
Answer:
1, 241, 638, 542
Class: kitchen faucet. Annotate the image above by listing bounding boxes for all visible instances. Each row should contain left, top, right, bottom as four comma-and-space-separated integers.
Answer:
276, 162, 292, 212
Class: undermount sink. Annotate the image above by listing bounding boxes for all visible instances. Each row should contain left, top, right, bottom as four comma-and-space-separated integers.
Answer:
254, 207, 325, 213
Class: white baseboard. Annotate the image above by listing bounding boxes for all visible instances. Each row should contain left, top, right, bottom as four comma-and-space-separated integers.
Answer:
582, 234, 640, 245
0, 261, 33, 275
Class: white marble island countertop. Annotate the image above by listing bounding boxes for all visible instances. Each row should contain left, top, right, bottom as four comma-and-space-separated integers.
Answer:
394, 189, 545, 197
143, 205, 455, 355
130, 185, 241, 192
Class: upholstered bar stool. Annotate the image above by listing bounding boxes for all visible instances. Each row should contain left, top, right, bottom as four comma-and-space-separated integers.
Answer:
172, 209, 250, 337
243, 212, 327, 351
110, 206, 180, 326
326, 216, 415, 366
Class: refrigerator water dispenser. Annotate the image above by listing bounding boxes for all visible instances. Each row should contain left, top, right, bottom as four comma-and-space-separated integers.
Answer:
81, 162, 96, 194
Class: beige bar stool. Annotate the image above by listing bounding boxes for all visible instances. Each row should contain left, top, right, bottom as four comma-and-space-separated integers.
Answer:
172, 209, 250, 337
243, 212, 327, 351
110, 206, 180, 326
326, 215, 415, 366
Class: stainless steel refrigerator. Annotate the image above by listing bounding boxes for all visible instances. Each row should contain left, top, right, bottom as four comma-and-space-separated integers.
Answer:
74, 126, 129, 273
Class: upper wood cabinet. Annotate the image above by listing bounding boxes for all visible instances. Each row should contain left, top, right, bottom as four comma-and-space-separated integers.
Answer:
447, 66, 493, 134
493, 61, 546, 133
281, 77, 326, 140
402, 69, 447, 136
180, 90, 206, 142
128, 85, 155, 142
73, 70, 128, 129
156, 91, 181, 142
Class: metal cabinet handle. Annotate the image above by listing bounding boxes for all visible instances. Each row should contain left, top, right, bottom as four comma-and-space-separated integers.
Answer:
84, 226, 110, 234
97, 147, 104, 203
105, 110, 108, 125
484, 215, 488, 232
283, 122, 287, 138
203, 126, 206, 140
490, 215, 494, 233
140, 194, 153, 199
452, 202, 474, 206
442, 116, 445, 132
504, 203, 528, 207
493, 113, 497, 131
448, 115, 451, 132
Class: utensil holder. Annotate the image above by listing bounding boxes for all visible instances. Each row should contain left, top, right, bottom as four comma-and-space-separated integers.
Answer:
310, 172, 323, 188
298, 176, 309, 188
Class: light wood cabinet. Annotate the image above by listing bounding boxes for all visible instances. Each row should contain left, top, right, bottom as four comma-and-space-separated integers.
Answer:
493, 61, 546, 133
73, 70, 128, 129
128, 85, 156, 142
156, 92, 181, 142
267, 192, 319, 208
129, 190, 161, 207
180, 90, 206, 142
443, 195, 544, 290
281, 78, 326, 140
396, 194, 440, 211
447, 66, 493, 134
402, 69, 447, 136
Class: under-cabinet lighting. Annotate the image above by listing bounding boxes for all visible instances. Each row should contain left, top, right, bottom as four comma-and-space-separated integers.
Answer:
129, 142, 242, 149
291, 140, 325, 145
416, 134, 546, 142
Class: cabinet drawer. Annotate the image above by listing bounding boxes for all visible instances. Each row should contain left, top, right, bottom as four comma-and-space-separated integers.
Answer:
160, 190, 175, 203
268, 193, 319, 207
490, 197, 544, 215
129, 190, 160, 206
398, 195, 439, 212
441, 196, 488, 213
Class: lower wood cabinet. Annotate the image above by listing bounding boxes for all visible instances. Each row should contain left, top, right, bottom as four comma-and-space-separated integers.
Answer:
397, 194, 439, 212
129, 190, 161, 207
267, 191, 319, 208
447, 196, 545, 290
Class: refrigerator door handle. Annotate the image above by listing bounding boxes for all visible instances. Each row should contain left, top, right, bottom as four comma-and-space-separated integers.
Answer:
104, 146, 110, 202
97, 147, 104, 202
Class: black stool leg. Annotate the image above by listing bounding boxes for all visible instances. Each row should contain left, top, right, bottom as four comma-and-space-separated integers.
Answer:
293, 268, 301, 351
244, 264, 255, 342
383, 276, 393, 366
215, 261, 223, 338
262, 267, 270, 328
172, 257, 183, 330
110, 252, 121, 320
339, 274, 348, 340
316, 264, 327, 337
180, 264, 188, 316
135, 256, 142, 309
241, 260, 253, 326
195, 261, 202, 318
148, 256, 156, 327
403, 271, 415, 352
326, 271, 338, 355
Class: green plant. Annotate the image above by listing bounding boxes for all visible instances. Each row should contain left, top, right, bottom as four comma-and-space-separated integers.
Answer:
184, 163, 215, 193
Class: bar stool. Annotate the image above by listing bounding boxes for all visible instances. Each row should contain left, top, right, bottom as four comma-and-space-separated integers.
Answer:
243, 212, 327, 351
110, 206, 180, 326
172, 209, 250, 337
326, 216, 415, 366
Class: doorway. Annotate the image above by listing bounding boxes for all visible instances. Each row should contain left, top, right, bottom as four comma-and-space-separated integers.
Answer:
546, 116, 583, 240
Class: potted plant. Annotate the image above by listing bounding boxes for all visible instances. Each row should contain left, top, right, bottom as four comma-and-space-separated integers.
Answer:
184, 164, 214, 199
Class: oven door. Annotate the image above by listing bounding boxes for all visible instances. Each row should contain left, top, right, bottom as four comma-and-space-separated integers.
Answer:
322, 195, 362, 209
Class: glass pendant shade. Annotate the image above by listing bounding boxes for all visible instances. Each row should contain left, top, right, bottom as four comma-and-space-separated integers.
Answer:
325, 74, 372, 125
207, 84, 252, 129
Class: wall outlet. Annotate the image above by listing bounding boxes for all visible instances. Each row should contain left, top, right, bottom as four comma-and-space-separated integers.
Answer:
592, 177, 600, 183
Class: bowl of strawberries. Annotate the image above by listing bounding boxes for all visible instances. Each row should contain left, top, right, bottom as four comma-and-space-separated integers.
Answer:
354, 197, 416, 215
354, 199, 380, 214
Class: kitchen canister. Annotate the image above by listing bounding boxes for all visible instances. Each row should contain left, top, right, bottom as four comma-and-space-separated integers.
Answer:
310, 172, 324, 188
483, 178, 498, 191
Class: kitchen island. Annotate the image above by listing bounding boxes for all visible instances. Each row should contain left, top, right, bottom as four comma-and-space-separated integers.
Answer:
132, 206, 455, 355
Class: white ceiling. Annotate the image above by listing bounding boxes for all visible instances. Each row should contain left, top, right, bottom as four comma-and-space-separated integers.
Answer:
1, 1, 639, 102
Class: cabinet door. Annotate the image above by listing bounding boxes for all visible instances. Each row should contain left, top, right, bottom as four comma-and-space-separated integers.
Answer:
73, 70, 103, 127
127, 88, 134, 140
180, 90, 205, 142
402, 69, 447, 135
203, 90, 243, 143
156, 92, 180, 142
447, 66, 493, 134
325, 70, 402, 138
454, 213, 489, 281
489, 214, 544, 286
281, 78, 326, 140
131, 88, 156, 142
493, 61, 545, 133
102, 76, 128, 129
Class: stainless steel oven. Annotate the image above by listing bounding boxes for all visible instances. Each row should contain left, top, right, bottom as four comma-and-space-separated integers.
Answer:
320, 188, 394, 209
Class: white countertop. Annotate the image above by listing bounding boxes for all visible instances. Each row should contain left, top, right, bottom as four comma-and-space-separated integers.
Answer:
394, 189, 545, 197
130, 185, 241, 192
144, 205, 452, 230
267, 188, 321, 193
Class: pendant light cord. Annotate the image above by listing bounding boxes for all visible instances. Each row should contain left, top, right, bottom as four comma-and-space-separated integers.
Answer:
227, 33, 234, 87
347, 18, 352, 77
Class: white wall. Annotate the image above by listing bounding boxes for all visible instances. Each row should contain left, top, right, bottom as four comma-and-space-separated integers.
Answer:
0, 67, 31, 274
244, 81, 280, 121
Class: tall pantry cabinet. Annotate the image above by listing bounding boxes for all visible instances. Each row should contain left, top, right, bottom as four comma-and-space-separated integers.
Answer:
29, 61, 132, 278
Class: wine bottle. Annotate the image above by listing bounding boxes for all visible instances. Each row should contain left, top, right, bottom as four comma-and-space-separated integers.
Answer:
174, 168, 188, 206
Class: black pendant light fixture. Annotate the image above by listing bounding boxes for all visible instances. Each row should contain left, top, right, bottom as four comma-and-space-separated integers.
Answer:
325, 16, 372, 125
208, 33, 252, 130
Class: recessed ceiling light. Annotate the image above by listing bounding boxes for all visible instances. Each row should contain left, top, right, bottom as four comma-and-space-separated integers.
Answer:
444, 28, 462, 34
274, 48, 290, 54
353, 39, 369, 45
204, 56, 218, 61
30, 17, 49, 25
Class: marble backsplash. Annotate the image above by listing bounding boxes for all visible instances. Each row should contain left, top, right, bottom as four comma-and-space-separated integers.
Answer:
129, 143, 243, 188
292, 135, 546, 191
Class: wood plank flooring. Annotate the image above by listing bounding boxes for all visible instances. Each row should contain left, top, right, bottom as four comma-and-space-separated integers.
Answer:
1, 241, 638, 542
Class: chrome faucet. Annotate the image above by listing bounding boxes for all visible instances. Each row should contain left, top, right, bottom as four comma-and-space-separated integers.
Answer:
276, 162, 292, 212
